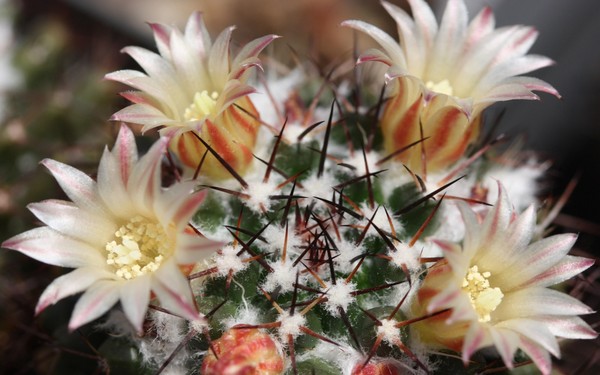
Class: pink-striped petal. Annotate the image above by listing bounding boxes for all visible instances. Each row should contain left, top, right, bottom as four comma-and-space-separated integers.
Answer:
127, 137, 167, 215
488, 326, 519, 369
184, 12, 211, 58
523, 255, 595, 288
119, 275, 151, 333
462, 323, 488, 363
27, 200, 115, 244
68, 280, 120, 331
36, 267, 114, 315
2, 227, 105, 268
518, 337, 552, 375
232, 34, 279, 67
494, 287, 594, 321
175, 231, 224, 264
498, 318, 560, 357
41, 159, 105, 215
538, 316, 597, 340
208, 26, 235, 88
497, 233, 578, 291
341, 20, 407, 69
151, 260, 199, 322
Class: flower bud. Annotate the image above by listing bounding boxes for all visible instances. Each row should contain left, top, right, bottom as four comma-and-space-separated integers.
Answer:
201, 326, 284, 375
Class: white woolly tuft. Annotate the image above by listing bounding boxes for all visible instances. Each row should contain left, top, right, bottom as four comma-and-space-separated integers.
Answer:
250, 68, 306, 127
278, 312, 306, 339
333, 239, 365, 274
378, 318, 401, 345
323, 280, 357, 315
340, 150, 383, 177
222, 305, 263, 330
262, 223, 304, 257
388, 242, 421, 273
214, 245, 248, 277
300, 171, 338, 202
358, 204, 404, 238
263, 260, 303, 293
243, 180, 280, 212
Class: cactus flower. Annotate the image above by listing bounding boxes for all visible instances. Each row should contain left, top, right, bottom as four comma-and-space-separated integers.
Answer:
1, 125, 223, 331
411, 183, 596, 374
106, 13, 278, 179
342, 0, 559, 173
201, 326, 284, 375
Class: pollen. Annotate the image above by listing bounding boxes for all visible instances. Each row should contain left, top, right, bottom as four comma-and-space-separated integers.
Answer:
462, 265, 503, 323
184, 90, 219, 121
105, 215, 174, 280
425, 79, 454, 96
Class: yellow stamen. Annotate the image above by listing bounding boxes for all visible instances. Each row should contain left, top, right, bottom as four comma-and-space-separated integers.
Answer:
105, 215, 173, 280
425, 79, 454, 96
462, 265, 503, 322
184, 90, 219, 121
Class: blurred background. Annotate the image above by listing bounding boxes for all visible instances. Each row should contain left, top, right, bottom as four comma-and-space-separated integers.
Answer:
0, 0, 598, 373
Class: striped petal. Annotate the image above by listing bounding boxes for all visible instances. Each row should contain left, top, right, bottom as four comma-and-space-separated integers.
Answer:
152, 260, 199, 322
2, 227, 105, 268
119, 275, 151, 333
36, 267, 115, 315
68, 280, 120, 331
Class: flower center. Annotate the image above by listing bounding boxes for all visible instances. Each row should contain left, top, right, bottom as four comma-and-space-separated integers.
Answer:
105, 215, 173, 280
425, 79, 454, 96
184, 90, 219, 121
462, 265, 503, 323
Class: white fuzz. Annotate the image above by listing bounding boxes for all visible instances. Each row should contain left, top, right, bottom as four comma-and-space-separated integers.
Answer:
388, 243, 421, 273
136, 311, 190, 371
359, 204, 404, 238
262, 260, 302, 293
222, 305, 263, 330
484, 161, 548, 211
214, 245, 248, 277
300, 171, 338, 202
333, 239, 365, 274
377, 318, 401, 345
243, 179, 280, 212
278, 312, 306, 339
189, 317, 209, 334
340, 150, 382, 177
262, 224, 304, 258
323, 280, 357, 315
251, 68, 306, 127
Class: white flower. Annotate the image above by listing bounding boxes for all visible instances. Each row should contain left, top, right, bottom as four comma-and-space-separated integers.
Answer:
2, 125, 223, 331
411, 183, 596, 374
342, 0, 559, 173
106, 13, 278, 179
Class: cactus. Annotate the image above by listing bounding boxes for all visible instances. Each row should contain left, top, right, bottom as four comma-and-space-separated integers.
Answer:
1, 1, 597, 374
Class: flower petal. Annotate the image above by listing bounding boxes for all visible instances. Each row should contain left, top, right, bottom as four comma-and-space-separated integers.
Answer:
488, 327, 520, 369
68, 280, 120, 330
27, 200, 115, 244
497, 233, 578, 291
127, 137, 167, 216
523, 255, 594, 288
2, 227, 105, 268
495, 287, 594, 321
461, 322, 488, 363
537, 316, 597, 340
119, 275, 151, 333
36, 267, 115, 315
175, 231, 224, 265
497, 318, 560, 357
152, 260, 199, 321
341, 20, 407, 69
518, 336, 552, 375
41, 159, 105, 215
208, 26, 235, 89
